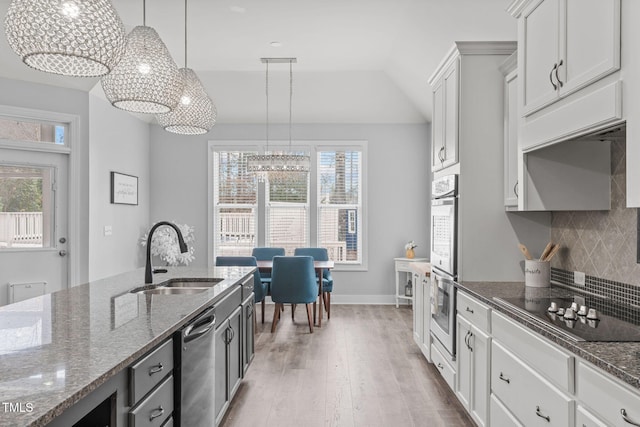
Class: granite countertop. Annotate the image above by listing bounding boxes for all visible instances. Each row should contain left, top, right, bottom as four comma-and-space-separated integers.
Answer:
0, 266, 255, 427
457, 281, 640, 391
410, 262, 431, 276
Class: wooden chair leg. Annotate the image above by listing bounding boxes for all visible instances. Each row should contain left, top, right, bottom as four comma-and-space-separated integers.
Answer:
261, 299, 265, 324
313, 301, 316, 324
291, 303, 296, 321
271, 303, 281, 333
306, 304, 314, 333
326, 293, 331, 319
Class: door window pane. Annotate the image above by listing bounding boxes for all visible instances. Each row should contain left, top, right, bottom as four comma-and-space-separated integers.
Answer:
0, 165, 53, 249
0, 117, 66, 145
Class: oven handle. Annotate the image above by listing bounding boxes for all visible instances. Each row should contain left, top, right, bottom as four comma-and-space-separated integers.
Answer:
432, 198, 456, 206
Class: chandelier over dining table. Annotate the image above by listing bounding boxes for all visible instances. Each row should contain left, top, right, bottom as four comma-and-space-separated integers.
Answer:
246, 58, 311, 181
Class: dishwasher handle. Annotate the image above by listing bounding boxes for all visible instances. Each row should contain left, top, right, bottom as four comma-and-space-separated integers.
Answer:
184, 308, 216, 343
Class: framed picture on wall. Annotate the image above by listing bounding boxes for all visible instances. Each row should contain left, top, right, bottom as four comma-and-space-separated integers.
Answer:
110, 172, 138, 205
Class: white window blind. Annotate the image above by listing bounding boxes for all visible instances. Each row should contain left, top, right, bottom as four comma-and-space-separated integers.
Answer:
213, 151, 257, 256
318, 150, 362, 263
266, 150, 310, 254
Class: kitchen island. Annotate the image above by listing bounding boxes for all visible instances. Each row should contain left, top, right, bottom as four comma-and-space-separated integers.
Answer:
0, 266, 254, 427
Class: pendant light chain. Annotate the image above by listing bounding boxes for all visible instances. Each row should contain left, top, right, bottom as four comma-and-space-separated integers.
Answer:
184, 0, 188, 68
143, 0, 146, 27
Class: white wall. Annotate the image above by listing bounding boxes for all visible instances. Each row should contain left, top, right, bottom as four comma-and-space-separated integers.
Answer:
88, 90, 151, 281
150, 123, 431, 303
0, 76, 91, 285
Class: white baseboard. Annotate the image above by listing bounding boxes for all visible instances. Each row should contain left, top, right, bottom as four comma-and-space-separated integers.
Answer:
265, 295, 401, 305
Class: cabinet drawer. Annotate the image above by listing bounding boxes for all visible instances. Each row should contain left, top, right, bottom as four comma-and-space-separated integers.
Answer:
431, 343, 455, 390
576, 405, 608, 427
241, 273, 254, 300
491, 341, 573, 427
396, 261, 410, 271
490, 393, 524, 427
216, 285, 242, 323
130, 339, 173, 404
492, 311, 573, 391
577, 361, 640, 427
129, 376, 174, 427
457, 291, 490, 333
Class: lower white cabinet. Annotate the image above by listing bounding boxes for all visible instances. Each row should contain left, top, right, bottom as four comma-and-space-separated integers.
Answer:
576, 405, 608, 427
490, 394, 524, 427
431, 340, 456, 390
412, 269, 432, 361
491, 340, 573, 426
456, 315, 490, 427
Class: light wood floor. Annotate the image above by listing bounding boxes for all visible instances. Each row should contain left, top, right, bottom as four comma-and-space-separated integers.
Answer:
220, 304, 474, 427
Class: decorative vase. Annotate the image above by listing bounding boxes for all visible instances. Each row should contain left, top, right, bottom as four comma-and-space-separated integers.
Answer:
406, 248, 415, 259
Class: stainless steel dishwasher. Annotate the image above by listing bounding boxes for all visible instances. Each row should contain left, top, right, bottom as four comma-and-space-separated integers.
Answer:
176, 305, 216, 427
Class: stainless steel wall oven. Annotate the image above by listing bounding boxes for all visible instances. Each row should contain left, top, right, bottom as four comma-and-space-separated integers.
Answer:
430, 174, 458, 359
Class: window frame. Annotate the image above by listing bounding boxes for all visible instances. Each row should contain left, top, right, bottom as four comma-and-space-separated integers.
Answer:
208, 140, 367, 271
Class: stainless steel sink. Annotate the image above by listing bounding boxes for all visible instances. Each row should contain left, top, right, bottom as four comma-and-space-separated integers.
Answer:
138, 287, 208, 295
164, 279, 223, 288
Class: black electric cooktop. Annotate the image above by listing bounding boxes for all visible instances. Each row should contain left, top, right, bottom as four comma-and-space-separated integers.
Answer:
493, 287, 640, 342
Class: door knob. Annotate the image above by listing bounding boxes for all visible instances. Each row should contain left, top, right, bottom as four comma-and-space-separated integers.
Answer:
59, 237, 66, 244
59, 250, 67, 257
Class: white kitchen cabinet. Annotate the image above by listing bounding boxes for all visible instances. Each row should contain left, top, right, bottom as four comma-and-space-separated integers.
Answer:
412, 271, 423, 347
509, 0, 622, 151
420, 274, 431, 360
411, 266, 431, 362
456, 292, 491, 427
430, 58, 459, 172
518, 0, 620, 117
500, 53, 519, 209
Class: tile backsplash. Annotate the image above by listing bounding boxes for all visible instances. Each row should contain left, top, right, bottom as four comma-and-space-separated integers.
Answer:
551, 139, 640, 286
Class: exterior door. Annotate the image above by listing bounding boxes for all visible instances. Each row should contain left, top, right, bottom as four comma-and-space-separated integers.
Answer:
0, 148, 68, 306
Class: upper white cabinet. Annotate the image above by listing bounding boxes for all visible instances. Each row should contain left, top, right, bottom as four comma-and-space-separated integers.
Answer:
520, 0, 621, 117
430, 57, 459, 172
500, 53, 519, 209
510, 0, 623, 151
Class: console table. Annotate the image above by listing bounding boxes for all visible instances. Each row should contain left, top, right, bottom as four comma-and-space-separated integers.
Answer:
394, 257, 428, 307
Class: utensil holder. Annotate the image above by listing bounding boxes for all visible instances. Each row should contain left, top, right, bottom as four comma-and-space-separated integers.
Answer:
524, 260, 550, 288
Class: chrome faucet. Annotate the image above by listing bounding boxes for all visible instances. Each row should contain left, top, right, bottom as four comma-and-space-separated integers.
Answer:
145, 221, 188, 284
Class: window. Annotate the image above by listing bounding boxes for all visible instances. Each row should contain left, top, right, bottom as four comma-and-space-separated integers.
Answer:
0, 117, 66, 145
318, 150, 362, 263
210, 142, 366, 268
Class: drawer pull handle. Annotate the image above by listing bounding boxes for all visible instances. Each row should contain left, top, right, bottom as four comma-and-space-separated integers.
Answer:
621, 409, 640, 426
437, 363, 444, 370
465, 307, 474, 314
499, 372, 510, 384
536, 406, 550, 422
555, 59, 564, 87
148, 363, 163, 375
549, 63, 558, 90
149, 406, 165, 421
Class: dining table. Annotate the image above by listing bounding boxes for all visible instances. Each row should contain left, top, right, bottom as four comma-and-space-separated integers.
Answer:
256, 259, 334, 327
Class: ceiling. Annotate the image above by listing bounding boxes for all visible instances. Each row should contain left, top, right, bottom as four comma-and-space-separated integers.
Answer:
0, 0, 516, 124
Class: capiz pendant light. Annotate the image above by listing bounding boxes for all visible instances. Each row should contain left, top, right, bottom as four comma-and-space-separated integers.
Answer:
156, 0, 216, 135
4, 0, 126, 77
101, 0, 184, 114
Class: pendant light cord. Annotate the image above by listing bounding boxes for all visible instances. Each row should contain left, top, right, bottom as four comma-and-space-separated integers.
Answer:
184, 0, 188, 68
143, 0, 146, 26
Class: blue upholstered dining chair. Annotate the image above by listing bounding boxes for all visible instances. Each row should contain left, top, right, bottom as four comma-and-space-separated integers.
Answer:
293, 247, 334, 319
251, 247, 285, 292
215, 256, 267, 324
270, 256, 318, 333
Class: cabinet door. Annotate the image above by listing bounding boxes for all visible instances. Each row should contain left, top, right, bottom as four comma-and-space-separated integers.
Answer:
559, 0, 620, 96
455, 315, 472, 410
432, 78, 445, 171
470, 327, 490, 427
521, 0, 561, 116
421, 277, 431, 360
504, 68, 519, 208
413, 272, 423, 346
242, 296, 255, 376
442, 60, 459, 169
214, 320, 229, 423
228, 307, 243, 400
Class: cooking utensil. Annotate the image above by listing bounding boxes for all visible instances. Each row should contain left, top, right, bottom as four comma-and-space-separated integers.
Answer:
539, 242, 554, 261
543, 244, 560, 262
518, 243, 533, 260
